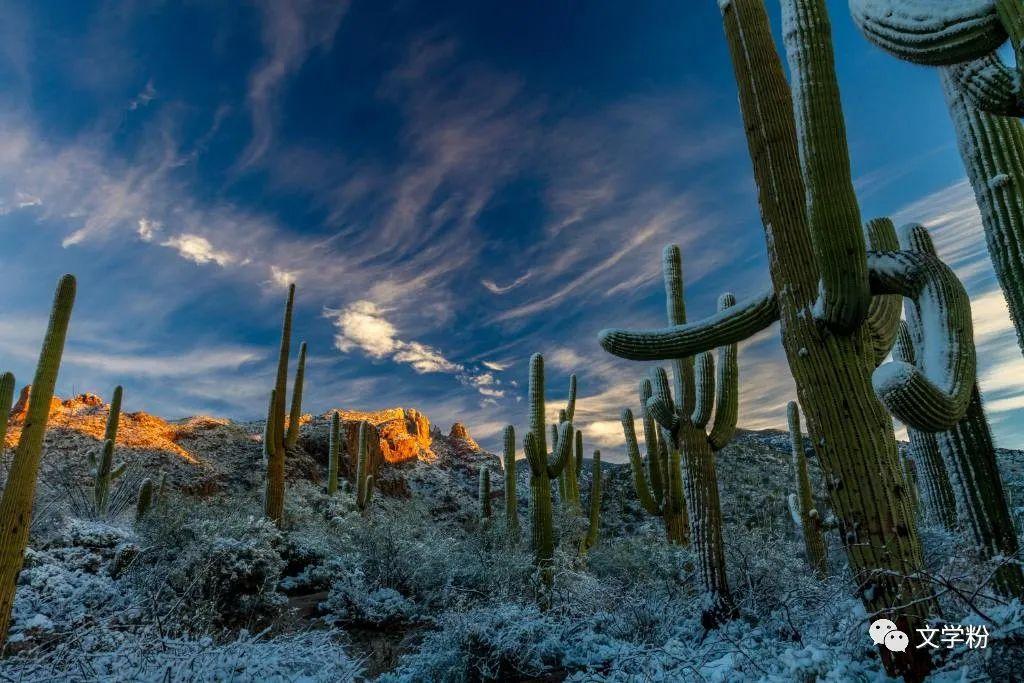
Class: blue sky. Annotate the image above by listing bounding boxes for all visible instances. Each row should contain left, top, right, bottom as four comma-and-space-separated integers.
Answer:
0, 1, 1021, 457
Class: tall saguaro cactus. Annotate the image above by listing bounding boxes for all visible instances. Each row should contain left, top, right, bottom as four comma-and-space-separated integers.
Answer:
327, 411, 342, 495
898, 223, 1023, 598
598, 2, 980, 676
503, 425, 520, 543
520, 353, 573, 609
264, 284, 307, 527
355, 421, 373, 513
0, 275, 76, 651
285, 342, 307, 450
787, 402, 828, 578
850, 0, 1024, 358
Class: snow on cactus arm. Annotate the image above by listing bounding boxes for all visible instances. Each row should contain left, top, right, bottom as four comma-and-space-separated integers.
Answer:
598, 288, 778, 361
946, 51, 1024, 117
849, 0, 1004, 66
691, 352, 715, 429
707, 293, 739, 451
863, 218, 903, 366
867, 246, 976, 431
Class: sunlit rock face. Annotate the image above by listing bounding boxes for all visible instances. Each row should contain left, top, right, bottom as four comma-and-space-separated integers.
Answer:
448, 422, 480, 452
300, 408, 435, 477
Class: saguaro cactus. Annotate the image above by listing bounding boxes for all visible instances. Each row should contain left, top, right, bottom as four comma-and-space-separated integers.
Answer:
898, 223, 1024, 598
787, 402, 828, 578
503, 425, 520, 543
135, 478, 154, 523
327, 411, 342, 495
479, 467, 492, 523
598, 2, 980, 675
522, 353, 573, 609
90, 387, 127, 516
355, 421, 373, 512
285, 342, 307, 450
264, 284, 308, 527
893, 325, 959, 531
0, 274, 75, 651
849, 1, 1024, 358
557, 378, 581, 513
579, 451, 602, 556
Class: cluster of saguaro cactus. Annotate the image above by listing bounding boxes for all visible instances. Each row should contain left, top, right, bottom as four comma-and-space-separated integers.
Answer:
89, 386, 127, 516
897, 223, 1024, 598
263, 284, 307, 527
479, 467, 491, 524
354, 421, 373, 513
599, 2, 981, 675
503, 425, 519, 543
786, 402, 828, 578
616, 245, 740, 624
0, 275, 76, 651
850, 1, 1024, 358
517, 353, 574, 609
578, 451, 602, 556
327, 411, 342, 496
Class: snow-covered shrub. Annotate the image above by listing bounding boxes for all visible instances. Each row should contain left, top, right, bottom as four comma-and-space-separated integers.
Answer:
322, 568, 418, 627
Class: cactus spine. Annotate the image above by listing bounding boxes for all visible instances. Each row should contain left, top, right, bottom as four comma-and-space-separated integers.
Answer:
285, 342, 306, 450
893, 325, 959, 531
849, 1, 1024, 358
503, 425, 519, 543
355, 421, 372, 512
579, 451, 602, 556
0, 274, 75, 651
787, 402, 828, 578
90, 387, 127, 515
135, 478, 153, 523
327, 411, 341, 495
264, 284, 307, 527
597, 3, 981, 673
522, 353, 573, 609
899, 223, 1024, 598
479, 467, 491, 523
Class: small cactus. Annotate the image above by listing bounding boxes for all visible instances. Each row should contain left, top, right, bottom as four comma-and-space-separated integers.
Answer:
787, 402, 828, 578
0, 275, 76, 651
579, 451, 602, 556
135, 478, 154, 523
479, 467, 492, 523
89, 387, 128, 516
503, 425, 519, 543
327, 411, 342, 495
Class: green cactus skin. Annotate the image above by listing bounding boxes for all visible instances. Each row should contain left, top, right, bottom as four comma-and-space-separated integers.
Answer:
522, 353, 574, 610
262, 389, 276, 467
939, 69, 1024, 357
0, 373, 14, 449
265, 284, 294, 527
479, 467, 492, 523
621, 404, 687, 545
863, 218, 903, 367
155, 471, 168, 511
104, 385, 123, 446
135, 478, 154, 523
285, 342, 307, 450
579, 451, 602, 556
787, 402, 828, 578
355, 421, 372, 512
899, 224, 1024, 598
902, 456, 920, 517
558, 429, 583, 514
597, 3, 959, 672
0, 274, 75, 651
503, 425, 519, 543
327, 411, 341, 495
893, 324, 959, 531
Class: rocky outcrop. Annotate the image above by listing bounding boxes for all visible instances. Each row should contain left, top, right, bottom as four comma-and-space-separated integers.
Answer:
299, 408, 435, 479
448, 423, 480, 451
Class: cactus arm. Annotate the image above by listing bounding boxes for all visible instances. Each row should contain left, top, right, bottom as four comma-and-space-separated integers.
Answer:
503, 425, 519, 542
110, 463, 127, 480
946, 52, 1024, 117
0, 373, 12, 448
598, 287, 778, 361
546, 421, 573, 479
782, 0, 870, 333
262, 389, 276, 467
863, 218, 904, 366
621, 409, 662, 516
867, 248, 976, 431
662, 245, 696, 414
265, 284, 294, 526
707, 294, 740, 451
691, 351, 715, 429
788, 401, 828, 576
646, 397, 680, 436
638, 379, 664, 503
528, 353, 547, 456
135, 478, 153, 523
104, 385, 123, 445
285, 341, 307, 449
273, 284, 294, 449
848, 0, 1004, 66
565, 374, 576, 422
523, 432, 545, 477
580, 451, 602, 554
787, 493, 803, 528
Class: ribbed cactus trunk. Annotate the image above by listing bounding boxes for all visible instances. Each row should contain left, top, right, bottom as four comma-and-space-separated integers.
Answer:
479, 467, 492, 523
788, 402, 828, 578
579, 451, 602, 555
285, 342, 307, 450
939, 69, 1024, 357
135, 478, 153, 523
0, 275, 75, 652
355, 421, 373, 512
503, 425, 519, 543
264, 284, 294, 526
902, 456, 920, 517
327, 411, 341, 495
